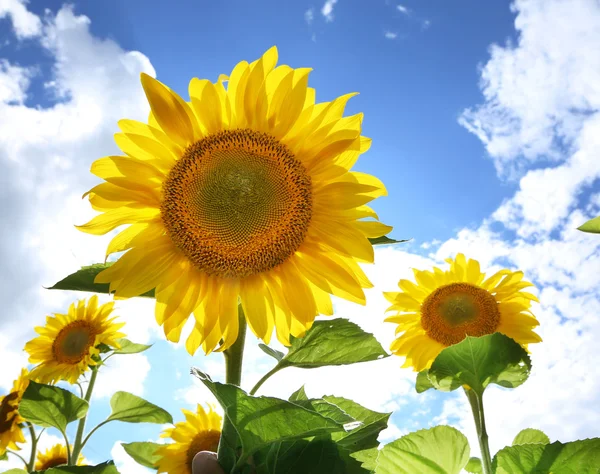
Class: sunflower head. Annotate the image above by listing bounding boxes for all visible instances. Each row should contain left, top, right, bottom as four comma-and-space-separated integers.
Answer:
156, 404, 222, 474
78, 46, 390, 355
0, 369, 29, 455
25, 296, 126, 384
385, 253, 542, 372
35, 444, 85, 470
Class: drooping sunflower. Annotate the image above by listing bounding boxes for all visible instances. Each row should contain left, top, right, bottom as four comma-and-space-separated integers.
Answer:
25, 296, 125, 384
0, 369, 29, 456
385, 253, 542, 372
77, 46, 390, 355
156, 404, 222, 474
35, 444, 85, 470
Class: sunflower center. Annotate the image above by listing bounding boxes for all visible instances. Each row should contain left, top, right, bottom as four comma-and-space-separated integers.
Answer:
420, 283, 500, 346
185, 430, 221, 470
0, 392, 19, 432
52, 321, 94, 364
37, 456, 68, 470
162, 129, 312, 278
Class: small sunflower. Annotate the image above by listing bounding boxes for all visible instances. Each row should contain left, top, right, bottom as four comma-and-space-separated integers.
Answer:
25, 296, 125, 384
35, 444, 85, 470
0, 369, 29, 456
385, 253, 542, 372
78, 46, 390, 355
156, 404, 222, 474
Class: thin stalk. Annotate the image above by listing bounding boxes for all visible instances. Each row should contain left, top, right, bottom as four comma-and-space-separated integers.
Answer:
71, 366, 99, 463
464, 388, 493, 474
60, 428, 72, 465
7, 449, 28, 468
26, 422, 37, 472
81, 419, 111, 448
249, 365, 283, 396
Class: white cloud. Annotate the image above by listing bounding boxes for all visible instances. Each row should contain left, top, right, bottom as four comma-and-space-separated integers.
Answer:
304, 7, 314, 25
0, 60, 34, 104
93, 354, 151, 400
384, 31, 398, 40
321, 0, 338, 22
0, 0, 41, 38
397, 4, 410, 14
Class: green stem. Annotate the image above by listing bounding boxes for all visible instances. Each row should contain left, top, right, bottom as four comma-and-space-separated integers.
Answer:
223, 306, 247, 387
464, 388, 493, 474
81, 420, 111, 448
249, 365, 283, 396
26, 422, 37, 472
61, 429, 72, 465
7, 449, 28, 468
71, 366, 99, 463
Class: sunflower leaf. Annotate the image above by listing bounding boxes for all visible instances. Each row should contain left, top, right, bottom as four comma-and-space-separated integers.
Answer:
426, 333, 531, 396
577, 215, 600, 233
113, 338, 153, 355
35, 461, 120, 473
374, 426, 470, 474
0, 451, 7, 461
19, 381, 88, 432
107, 392, 173, 424
464, 457, 482, 473
368, 236, 410, 246
2, 470, 28, 473
278, 319, 388, 369
191, 368, 345, 472
48, 263, 155, 298
288, 385, 308, 402
121, 442, 161, 469
415, 370, 434, 393
258, 343, 284, 362
493, 439, 600, 474
512, 428, 550, 446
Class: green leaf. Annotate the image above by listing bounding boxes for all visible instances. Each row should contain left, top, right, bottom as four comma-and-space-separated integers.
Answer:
512, 428, 550, 446
258, 343, 284, 362
292, 399, 355, 425
0, 451, 7, 461
2, 470, 28, 473
279, 319, 388, 369
415, 370, 434, 393
288, 386, 308, 402
465, 457, 482, 473
350, 447, 379, 472
19, 381, 88, 432
577, 215, 600, 234
375, 426, 470, 474
121, 441, 162, 469
493, 439, 600, 474
192, 369, 345, 470
48, 264, 155, 298
36, 461, 120, 473
107, 392, 172, 424
427, 333, 531, 395
368, 236, 409, 246
113, 338, 152, 355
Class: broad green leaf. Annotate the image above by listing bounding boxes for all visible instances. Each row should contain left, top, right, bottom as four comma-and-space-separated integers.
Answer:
369, 236, 409, 246
121, 442, 161, 469
578, 216, 600, 234
375, 426, 470, 474
113, 338, 152, 355
415, 370, 434, 393
279, 319, 388, 369
107, 392, 172, 424
289, 386, 308, 402
48, 264, 155, 298
192, 369, 345, 469
37, 461, 120, 473
493, 439, 600, 474
20, 381, 88, 432
512, 428, 550, 446
2, 470, 28, 473
350, 447, 379, 472
465, 457, 482, 473
258, 344, 284, 362
292, 399, 355, 425
427, 333, 531, 395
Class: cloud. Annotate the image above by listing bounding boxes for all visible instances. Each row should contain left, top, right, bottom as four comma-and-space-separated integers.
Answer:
397, 4, 410, 15
0, 60, 35, 104
321, 0, 338, 22
93, 354, 151, 400
384, 31, 398, 40
304, 7, 314, 25
0, 0, 41, 39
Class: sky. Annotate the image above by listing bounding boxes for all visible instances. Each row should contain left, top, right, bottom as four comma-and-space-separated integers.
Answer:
0, 0, 599, 471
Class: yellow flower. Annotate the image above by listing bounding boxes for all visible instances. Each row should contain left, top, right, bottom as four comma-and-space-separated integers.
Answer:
25, 296, 125, 384
35, 444, 85, 470
78, 46, 389, 355
156, 404, 222, 474
0, 369, 29, 456
385, 254, 542, 372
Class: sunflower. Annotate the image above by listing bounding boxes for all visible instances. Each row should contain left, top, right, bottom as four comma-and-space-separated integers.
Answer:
0, 369, 29, 456
25, 296, 125, 384
77, 46, 389, 355
156, 404, 222, 474
385, 254, 542, 372
35, 444, 85, 470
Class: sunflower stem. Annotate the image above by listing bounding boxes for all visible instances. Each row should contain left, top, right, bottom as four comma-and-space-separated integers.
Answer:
464, 387, 493, 474
71, 366, 99, 464
26, 422, 37, 472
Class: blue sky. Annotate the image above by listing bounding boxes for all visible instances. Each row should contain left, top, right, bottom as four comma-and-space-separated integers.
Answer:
1, 0, 599, 472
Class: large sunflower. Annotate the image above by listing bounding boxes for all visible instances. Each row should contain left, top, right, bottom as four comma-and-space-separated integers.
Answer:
25, 296, 125, 384
385, 254, 542, 372
0, 369, 29, 456
35, 444, 85, 470
156, 404, 222, 474
78, 46, 389, 355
